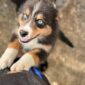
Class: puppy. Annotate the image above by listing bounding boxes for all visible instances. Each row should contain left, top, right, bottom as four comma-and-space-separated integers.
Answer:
0, 0, 58, 72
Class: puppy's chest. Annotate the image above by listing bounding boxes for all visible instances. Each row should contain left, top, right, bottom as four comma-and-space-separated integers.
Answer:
21, 39, 43, 52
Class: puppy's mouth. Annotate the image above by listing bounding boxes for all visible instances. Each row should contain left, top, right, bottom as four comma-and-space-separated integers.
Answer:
20, 34, 40, 43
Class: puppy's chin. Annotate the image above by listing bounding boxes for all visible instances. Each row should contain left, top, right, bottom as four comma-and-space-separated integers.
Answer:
19, 37, 39, 51
19, 36, 30, 43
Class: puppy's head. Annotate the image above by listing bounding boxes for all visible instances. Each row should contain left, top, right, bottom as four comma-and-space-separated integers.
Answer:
17, 0, 58, 45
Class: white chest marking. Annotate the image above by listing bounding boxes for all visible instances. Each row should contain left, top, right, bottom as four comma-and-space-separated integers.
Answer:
22, 38, 42, 51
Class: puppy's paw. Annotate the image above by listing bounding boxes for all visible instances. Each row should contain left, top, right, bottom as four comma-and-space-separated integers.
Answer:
11, 53, 35, 72
0, 48, 18, 70
0, 57, 13, 70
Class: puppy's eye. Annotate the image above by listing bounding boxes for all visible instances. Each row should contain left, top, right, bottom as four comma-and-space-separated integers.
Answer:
36, 19, 46, 28
22, 13, 29, 21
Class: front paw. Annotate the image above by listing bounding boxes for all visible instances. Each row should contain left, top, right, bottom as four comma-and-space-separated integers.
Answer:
0, 57, 13, 70
0, 48, 18, 70
11, 53, 35, 72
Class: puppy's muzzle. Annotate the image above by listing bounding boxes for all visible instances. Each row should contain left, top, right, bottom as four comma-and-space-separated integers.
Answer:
20, 30, 28, 37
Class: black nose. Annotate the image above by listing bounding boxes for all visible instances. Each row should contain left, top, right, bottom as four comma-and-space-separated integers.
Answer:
20, 30, 28, 37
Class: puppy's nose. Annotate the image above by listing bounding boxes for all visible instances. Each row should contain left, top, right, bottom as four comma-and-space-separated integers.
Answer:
20, 30, 28, 37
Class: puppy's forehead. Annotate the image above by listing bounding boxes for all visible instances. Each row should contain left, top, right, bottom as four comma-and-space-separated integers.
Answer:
21, 0, 55, 15
21, 0, 41, 13
19, 0, 57, 23
32, 1, 42, 16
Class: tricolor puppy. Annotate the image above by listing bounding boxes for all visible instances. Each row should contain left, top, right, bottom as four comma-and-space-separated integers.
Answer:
0, 0, 58, 72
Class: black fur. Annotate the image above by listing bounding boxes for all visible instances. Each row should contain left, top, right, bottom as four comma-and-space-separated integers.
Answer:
36, 49, 48, 62
38, 20, 58, 45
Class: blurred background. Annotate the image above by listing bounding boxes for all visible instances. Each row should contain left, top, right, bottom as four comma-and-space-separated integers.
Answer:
0, 0, 85, 85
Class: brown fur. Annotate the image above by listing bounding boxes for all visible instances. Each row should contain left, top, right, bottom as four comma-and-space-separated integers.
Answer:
8, 40, 20, 50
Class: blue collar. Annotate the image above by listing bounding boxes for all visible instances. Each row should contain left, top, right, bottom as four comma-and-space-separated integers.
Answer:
30, 67, 43, 79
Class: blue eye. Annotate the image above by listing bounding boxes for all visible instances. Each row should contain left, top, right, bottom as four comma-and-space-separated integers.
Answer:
36, 19, 46, 28
22, 14, 29, 21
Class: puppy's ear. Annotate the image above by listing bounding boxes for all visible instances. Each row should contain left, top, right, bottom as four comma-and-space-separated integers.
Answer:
11, 0, 27, 11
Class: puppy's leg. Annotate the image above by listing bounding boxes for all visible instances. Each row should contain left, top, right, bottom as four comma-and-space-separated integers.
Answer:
0, 34, 20, 70
11, 48, 48, 72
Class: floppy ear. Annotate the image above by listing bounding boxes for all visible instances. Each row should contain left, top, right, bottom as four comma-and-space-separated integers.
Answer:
11, 0, 27, 11
59, 30, 74, 48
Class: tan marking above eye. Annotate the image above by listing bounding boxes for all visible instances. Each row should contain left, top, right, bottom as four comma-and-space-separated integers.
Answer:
24, 9, 30, 15
18, 14, 24, 25
17, 9, 31, 26
35, 14, 44, 20
18, 14, 29, 26
18, 14, 27, 26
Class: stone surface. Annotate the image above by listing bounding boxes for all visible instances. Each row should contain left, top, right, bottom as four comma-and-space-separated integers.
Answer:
0, 0, 16, 55
0, 0, 85, 85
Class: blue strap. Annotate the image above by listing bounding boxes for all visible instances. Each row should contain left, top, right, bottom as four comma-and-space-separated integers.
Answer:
30, 67, 43, 79
29, 67, 50, 85
33, 67, 43, 79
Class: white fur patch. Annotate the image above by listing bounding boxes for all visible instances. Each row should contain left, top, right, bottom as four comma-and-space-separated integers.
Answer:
0, 48, 18, 70
11, 53, 35, 71
22, 37, 51, 52
22, 38, 39, 50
